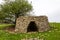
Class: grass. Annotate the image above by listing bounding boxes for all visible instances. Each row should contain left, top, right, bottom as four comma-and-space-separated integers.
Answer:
0, 24, 14, 29
0, 23, 60, 40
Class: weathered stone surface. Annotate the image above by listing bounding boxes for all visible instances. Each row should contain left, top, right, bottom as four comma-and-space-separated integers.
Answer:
15, 16, 50, 33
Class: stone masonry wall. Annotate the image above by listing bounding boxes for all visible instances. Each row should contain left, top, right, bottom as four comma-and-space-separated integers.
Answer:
15, 16, 50, 33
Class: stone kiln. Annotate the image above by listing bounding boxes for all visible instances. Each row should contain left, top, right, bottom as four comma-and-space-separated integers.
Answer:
15, 16, 50, 33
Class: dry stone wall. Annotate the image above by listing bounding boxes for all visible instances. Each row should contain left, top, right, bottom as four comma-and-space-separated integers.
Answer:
15, 16, 50, 33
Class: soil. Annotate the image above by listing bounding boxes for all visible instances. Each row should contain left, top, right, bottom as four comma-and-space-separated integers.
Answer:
4, 26, 15, 32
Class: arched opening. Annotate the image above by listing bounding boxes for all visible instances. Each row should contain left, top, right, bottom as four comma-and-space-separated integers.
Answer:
27, 21, 38, 32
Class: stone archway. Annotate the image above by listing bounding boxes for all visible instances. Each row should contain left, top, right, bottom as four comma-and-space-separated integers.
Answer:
15, 16, 50, 33
27, 21, 38, 32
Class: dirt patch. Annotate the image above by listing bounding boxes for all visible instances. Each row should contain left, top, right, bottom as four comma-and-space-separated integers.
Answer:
3, 26, 15, 32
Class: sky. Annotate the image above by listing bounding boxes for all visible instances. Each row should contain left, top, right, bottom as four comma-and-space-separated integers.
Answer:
29, 0, 60, 22
0, 0, 60, 22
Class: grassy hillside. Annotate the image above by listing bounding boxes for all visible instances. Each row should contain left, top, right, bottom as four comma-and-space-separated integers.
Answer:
0, 23, 60, 40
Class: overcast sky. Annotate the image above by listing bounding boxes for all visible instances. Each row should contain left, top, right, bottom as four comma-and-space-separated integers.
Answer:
0, 0, 60, 22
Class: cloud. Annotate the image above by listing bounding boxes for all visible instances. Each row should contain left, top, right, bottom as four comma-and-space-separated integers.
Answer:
29, 0, 60, 22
